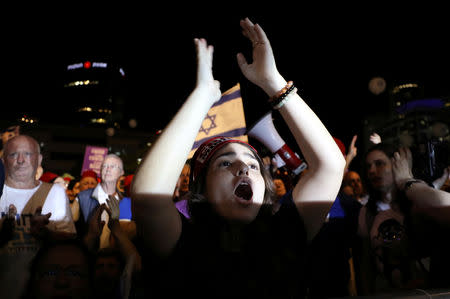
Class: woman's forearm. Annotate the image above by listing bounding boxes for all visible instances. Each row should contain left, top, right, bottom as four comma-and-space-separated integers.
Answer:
279, 92, 345, 174
132, 85, 217, 197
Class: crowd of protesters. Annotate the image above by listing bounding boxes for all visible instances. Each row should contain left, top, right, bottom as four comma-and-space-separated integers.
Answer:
1, 17, 449, 299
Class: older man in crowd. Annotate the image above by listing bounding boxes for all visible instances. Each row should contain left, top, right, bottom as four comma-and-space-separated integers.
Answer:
77, 153, 135, 250
0, 134, 76, 299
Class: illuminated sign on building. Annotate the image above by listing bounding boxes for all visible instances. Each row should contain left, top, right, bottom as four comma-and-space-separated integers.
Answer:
67, 61, 108, 70
395, 98, 445, 114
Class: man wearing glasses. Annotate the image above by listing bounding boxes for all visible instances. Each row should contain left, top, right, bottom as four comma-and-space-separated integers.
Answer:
77, 154, 134, 250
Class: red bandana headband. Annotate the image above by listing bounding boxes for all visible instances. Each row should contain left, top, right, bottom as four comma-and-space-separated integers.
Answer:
190, 136, 257, 183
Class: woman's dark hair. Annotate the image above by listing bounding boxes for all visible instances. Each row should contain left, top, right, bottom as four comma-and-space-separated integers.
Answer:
364, 142, 397, 164
67, 177, 79, 190
363, 142, 411, 216
188, 143, 276, 222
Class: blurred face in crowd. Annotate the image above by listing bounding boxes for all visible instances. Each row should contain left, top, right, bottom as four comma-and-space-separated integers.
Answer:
366, 149, 394, 193
2, 135, 42, 188
343, 171, 364, 197
204, 143, 265, 223
1, 125, 19, 146
79, 176, 98, 192
66, 181, 80, 202
94, 255, 122, 296
31, 244, 91, 299
100, 155, 124, 185
273, 178, 286, 198
179, 164, 190, 193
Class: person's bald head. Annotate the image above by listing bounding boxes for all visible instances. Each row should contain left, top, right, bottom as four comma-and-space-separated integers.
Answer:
3, 135, 42, 188
4, 135, 40, 153
343, 170, 364, 198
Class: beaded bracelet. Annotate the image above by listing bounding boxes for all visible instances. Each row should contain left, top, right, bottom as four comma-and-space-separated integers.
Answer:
272, 87, 297, 110
269, 81, 296, 110
270, 81, 294, 101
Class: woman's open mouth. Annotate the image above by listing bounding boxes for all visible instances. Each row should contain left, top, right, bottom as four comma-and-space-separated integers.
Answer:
234, 180, 253, 205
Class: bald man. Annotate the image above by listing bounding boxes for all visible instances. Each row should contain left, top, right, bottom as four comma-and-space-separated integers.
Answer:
342, 170, 368, 205
0, 135, 75, 299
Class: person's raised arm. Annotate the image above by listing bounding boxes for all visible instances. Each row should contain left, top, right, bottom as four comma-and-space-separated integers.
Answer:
392, 147, 450, 223
237, 18, 345, 241
131, 38, 222, 256
345, 135, 358, 173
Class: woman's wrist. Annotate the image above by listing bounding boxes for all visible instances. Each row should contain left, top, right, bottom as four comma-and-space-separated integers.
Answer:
269, 82, 297, 110
193, 82, 221, 102
261, 74, 287, 97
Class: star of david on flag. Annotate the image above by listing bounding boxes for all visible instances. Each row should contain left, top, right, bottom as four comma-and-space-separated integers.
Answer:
188, 83, 248, 158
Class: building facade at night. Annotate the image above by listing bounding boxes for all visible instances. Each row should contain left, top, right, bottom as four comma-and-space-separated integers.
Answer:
2, 57, 157, 177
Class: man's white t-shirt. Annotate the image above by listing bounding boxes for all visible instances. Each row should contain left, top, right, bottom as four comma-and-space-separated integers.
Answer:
0, 182, 76, 299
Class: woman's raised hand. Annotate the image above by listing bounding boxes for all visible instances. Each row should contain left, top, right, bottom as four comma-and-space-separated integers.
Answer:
236, 18, 286, 97
194, 38, 222, 104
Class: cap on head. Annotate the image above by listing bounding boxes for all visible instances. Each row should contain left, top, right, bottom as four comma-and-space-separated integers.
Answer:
123, 174, 134, 187
81, 170, 98, 180
190, 136, 257, 183
39, 171, 58, 183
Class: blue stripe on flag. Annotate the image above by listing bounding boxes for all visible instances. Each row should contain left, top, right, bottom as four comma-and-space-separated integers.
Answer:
192, 127, 247, 150
212, 89, 241, 107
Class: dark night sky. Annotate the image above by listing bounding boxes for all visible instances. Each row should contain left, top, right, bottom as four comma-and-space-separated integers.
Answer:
4, 4, 450, 150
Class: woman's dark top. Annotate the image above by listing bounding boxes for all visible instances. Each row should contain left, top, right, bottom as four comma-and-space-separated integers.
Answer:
141, 191, 308, 299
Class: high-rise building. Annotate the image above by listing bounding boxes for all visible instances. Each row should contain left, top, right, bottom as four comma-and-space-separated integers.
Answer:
2, 57, 156, 177
59, 57, 127, 128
